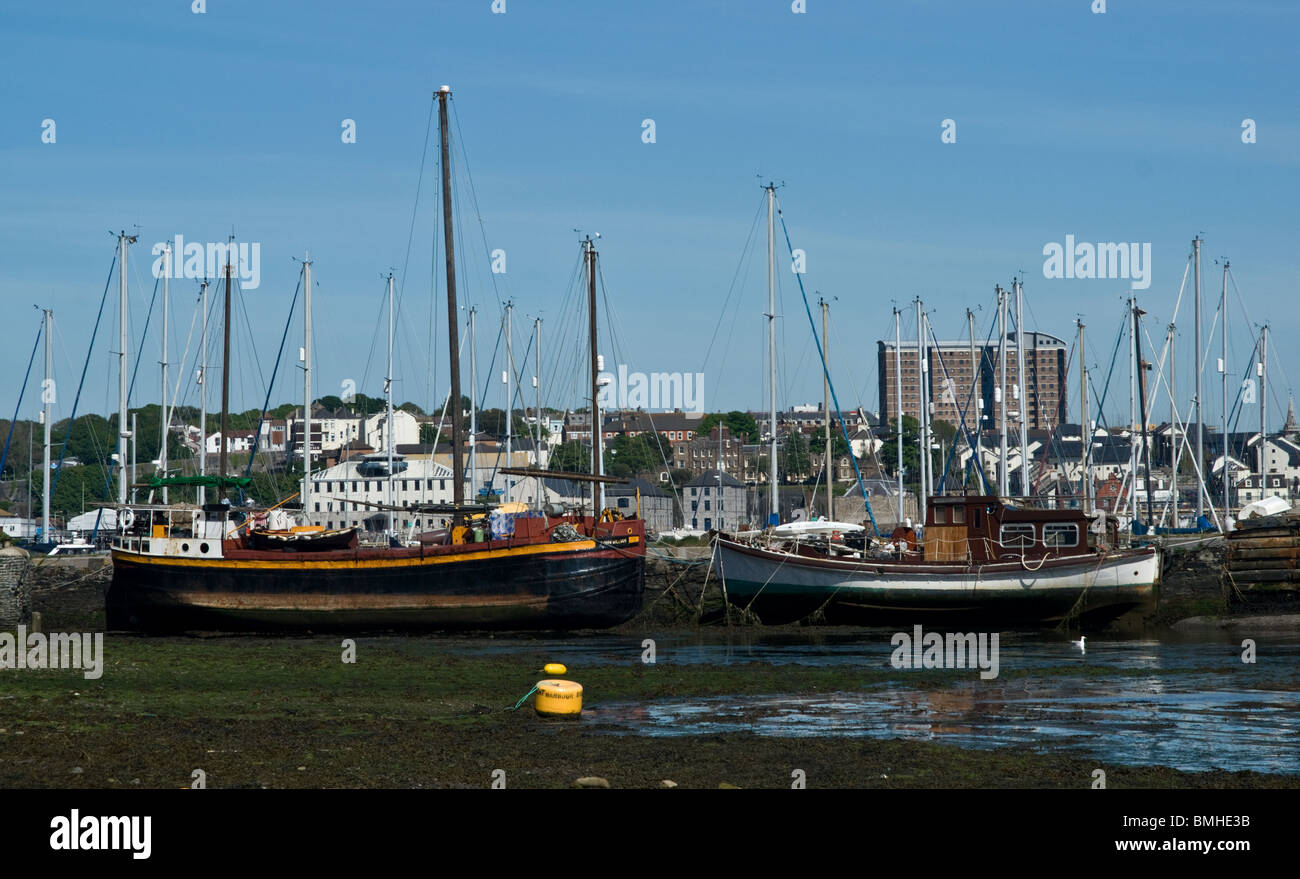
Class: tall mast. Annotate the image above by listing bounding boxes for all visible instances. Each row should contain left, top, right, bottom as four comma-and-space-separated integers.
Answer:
821, 297, 831, 502
1168, 322, 1177, 525
504, 300, 513, 504
131, 413, 137, 504
997, 285, 1009, 498
117, 231, 135, 504
41, 308, 52, 541
534, 316, 542, 510
302, 255, 312, 517
1253, 325, 1263, 494
765, 183, 777, 526
1078, 319, 1089, 513
1134, 301, 1154, 526
915, 296, 927, 523
219, 256, 232, 486
468, 307, 477, 501
160, 243, 170, 505
968, 308, 980, 489
438, 85, 464, 508
586, 238, 604, 517
1128, 295, 1137, 517
1014, 278, 1029, 497
386, 271, 396, 536
1221, 261, 1229, 528
198, 279, 208, 506
894, 307, 903, 521
1193, 236, 1204, 519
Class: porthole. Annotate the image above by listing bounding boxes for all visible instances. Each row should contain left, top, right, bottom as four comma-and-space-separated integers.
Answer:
182, 543, 190, 552
200, 543, 210, 554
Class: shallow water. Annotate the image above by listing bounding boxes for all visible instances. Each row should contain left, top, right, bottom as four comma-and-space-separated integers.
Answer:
443, 629, 1300, 774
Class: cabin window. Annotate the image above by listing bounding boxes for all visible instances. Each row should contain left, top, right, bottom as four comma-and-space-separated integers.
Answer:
952, 506, 966, 524
1044, 524, 1079, 547
972, 509, 981, 529
999, 523, 1035, 549
934, 507, 947, 524
440, 480, 446, 491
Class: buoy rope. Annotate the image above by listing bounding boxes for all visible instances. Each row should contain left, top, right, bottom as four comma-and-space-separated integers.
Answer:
507, 684, 540, 711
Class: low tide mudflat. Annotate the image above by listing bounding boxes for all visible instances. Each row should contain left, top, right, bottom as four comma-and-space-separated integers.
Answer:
2, 631, 1297, 789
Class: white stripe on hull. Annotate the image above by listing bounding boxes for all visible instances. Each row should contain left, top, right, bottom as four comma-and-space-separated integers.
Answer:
716, 538, 1159, 617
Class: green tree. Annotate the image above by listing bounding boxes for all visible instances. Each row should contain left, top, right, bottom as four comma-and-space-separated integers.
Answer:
698, 411, 760, 443
604, 433, 668, 478
549, 440, 590, 473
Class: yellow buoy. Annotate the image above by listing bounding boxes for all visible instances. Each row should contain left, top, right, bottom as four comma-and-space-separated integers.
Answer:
534, 679, 583, 716
543, 662, 567, 676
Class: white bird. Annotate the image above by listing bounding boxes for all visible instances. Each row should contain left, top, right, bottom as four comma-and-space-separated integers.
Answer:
1071, 636, 1086, 655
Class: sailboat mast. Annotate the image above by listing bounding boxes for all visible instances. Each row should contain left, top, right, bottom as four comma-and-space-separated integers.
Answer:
438, 85, 465, 508
586, 238, 604, 517
1193, 236, 1204, 519
219, 258, 232, 485
997, 285, 1008, 498
386, 272, 396, 536
1168, 322, 1177, 525
504, 300, 513, 504
199, 279, 208, 507
894, 307, 903, 522
1128, 296, 1137, 517
968, 309, 980, 489
468, 307, 477, 501
42, 308, 52, 541
1134, 302, 1154, 525
766, 183, 777, 526
160, 243, 170, 505
1221, 261, 1229, 528
118, 231, 134, 504
1015, 278, 1029, 497
1078, 319, 1089, 513
534, 316, 542, 511
1253, 325, 1263, 494
915, 296, 927, 522
821, 297, 831, 504
302, 255, 312, 517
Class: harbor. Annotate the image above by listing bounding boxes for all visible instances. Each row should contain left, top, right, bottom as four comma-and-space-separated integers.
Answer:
3, 6, 1300, 866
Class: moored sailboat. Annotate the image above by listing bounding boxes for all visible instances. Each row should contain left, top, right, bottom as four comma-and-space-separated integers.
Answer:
107, 86, 646, 632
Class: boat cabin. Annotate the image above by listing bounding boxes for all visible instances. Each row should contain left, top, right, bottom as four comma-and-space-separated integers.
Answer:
923, 496, 1114, 563
111, 504, 231, 560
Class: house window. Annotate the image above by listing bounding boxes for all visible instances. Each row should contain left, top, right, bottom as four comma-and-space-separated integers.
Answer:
691, 501, 698, 511
315, 503, 320, 512
1043, 523, 1078, 547
704, 500, 711, 511
704, 518, 712, 529
1000, 523, 1035, 548
618, 497, 629, 508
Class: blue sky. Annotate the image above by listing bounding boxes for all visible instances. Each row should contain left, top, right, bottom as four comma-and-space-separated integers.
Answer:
2, 0, 1296, 437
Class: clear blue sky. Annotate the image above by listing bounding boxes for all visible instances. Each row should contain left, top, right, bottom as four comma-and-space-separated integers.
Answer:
2, 0, 1296, 437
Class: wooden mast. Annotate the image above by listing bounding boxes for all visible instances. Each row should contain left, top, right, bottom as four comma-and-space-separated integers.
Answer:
219, 255, 232, 487
438, 85, 464, 507
587, 237, 602, 520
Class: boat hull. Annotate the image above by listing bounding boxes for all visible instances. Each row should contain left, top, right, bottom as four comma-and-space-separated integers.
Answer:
716, 537, 1159, 626
107, 538, 645, 632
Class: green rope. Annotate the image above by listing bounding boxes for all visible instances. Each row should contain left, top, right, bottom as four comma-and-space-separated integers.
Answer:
508, 684, 540, 711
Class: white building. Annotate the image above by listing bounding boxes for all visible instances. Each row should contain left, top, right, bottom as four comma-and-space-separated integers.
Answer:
364, 409, 419, 452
